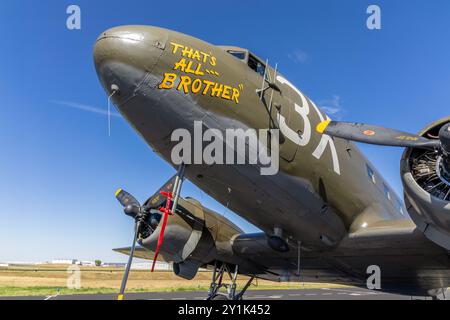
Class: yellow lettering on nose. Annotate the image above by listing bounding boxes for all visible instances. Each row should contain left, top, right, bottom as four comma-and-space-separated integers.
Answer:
191, 79, 203, 94
170, 42, 184, 54
192, 50, 201, 61
183, 61, 204, 76
159, 73, 177, 89
202, 80, 214, 95
211, 83, 224, 97
185, 61, 196, 74
177, 76, 192, 94
194, 63, 204, 76
200, 52, 210, 63
182, 47, 194, 59
173, 58, 187, 72
231, 88, 240, 104
222, 86, 231, 100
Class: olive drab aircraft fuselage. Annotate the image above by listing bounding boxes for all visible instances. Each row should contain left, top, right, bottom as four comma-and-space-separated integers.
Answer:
94, 25, 450, 299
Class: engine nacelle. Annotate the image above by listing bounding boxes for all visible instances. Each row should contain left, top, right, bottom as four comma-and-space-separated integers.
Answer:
173, 260, 202, 280
401, 116, 450, 250
140, 197, 242, 278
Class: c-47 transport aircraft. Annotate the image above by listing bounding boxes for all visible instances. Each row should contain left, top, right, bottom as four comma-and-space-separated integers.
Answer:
93, 25, 450, 300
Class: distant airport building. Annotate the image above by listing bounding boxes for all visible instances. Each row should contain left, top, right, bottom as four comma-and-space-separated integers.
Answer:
7, 261, 39, 266
100, 261, 170, 270
131, 261, 171, 271
101, 262, 126, 268
51, 259, 78, 265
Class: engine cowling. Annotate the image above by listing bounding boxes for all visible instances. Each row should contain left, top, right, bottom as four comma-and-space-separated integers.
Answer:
401, 116, 450, 250
139, 197, 242, 279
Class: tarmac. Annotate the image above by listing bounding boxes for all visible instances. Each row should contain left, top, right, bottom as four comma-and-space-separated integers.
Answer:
2, 287, 424, 300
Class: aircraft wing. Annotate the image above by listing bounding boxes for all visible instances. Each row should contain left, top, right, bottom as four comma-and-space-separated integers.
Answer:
231, 220, 450, 295
113, 246, 166, 262
114, 220, 449, 295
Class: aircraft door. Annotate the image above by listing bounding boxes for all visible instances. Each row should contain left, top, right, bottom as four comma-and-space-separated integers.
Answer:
271, 77, 300, 162
245, 53, 299, 162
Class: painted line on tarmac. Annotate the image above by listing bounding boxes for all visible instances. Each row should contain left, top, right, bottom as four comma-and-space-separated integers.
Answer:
321, 288, 379, 295
245, 295, 283, 299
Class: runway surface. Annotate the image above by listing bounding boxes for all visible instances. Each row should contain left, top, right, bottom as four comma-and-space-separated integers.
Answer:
4, 287, 420, 300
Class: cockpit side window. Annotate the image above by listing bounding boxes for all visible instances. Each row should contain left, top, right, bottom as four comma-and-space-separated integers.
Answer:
227, 50, 246, 60
248, 54, 266, 77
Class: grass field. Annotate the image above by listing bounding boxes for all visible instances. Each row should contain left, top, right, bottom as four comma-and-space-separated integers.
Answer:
0, 264, 351, 297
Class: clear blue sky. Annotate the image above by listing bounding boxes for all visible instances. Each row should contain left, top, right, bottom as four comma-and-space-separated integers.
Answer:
1, 0, 449, 262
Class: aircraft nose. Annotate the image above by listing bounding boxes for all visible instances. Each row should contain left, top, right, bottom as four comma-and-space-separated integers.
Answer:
93, 26, 166, 104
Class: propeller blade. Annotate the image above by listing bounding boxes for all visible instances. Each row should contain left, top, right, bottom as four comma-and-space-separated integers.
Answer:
117, 223, 139, 300
115, 189, 140, 208
317, 120, 440, 149
143, 175, 178, 209
151, 191, 173, 272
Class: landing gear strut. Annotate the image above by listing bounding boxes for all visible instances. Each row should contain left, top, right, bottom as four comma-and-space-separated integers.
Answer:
207, 262, 255, 300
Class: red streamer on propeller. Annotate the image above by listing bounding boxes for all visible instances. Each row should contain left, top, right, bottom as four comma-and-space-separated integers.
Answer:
151, 191, 173, 272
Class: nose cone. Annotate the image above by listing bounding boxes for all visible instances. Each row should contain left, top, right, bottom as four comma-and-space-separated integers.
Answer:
94, 26, 167, 103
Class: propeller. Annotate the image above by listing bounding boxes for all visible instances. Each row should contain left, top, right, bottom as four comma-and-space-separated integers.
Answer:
145, 169, 185, 272
316, 120, 450, 180
116, 189, 141, 219
115, 188, 143, 300
114, 174, 179, 300
316, 120, 441, 150
117, 222, 138, 300
143, 175, 177, 209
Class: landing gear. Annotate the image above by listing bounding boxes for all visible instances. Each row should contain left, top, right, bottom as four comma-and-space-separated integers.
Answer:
429, 288, 450, 300
207, 262, 255, 300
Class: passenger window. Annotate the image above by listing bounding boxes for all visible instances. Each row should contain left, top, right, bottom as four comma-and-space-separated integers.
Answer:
228, 50, 246, 60
383, 183, 391, 200
248, 54, 265, 77
394, 199, 404, 215
366, 165, 376, 184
